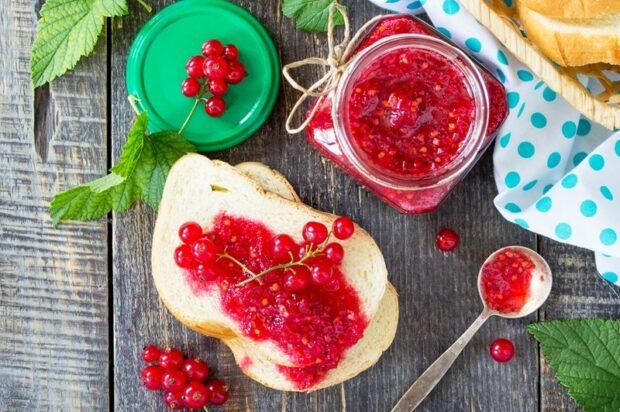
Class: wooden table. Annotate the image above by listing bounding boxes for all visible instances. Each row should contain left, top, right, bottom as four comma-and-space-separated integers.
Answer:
2, 0, 619, 410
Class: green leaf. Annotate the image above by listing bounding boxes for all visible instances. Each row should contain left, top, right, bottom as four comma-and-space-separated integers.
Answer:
528, 319, 620, 412
49, 113, 196, 225
282, 0, 344, 32
31, 0, 128, 87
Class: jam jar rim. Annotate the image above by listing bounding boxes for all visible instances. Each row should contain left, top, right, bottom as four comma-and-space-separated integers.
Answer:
332, 33, 490, 190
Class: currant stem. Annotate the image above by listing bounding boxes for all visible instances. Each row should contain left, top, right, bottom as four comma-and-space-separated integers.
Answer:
127, 95, 142, 115
178, 84, 208, 135
136, 0, 153, 13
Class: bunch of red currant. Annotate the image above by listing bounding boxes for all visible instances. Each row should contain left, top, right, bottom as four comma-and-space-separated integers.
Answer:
174, 216, 356, 290
140, 345, 229, 410
181, 39, 247, 117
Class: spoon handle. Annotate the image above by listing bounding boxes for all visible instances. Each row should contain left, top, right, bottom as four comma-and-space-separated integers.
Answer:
391, 311, 491, 412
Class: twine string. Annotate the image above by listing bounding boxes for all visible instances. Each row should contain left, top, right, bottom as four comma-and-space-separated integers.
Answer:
282, 2, 387, 134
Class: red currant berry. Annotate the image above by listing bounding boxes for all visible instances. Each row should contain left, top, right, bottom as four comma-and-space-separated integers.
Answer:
203, 56, 230, 80
159, 347, 184, 370
162, 369, 186, 392
295, 243, 310, 260
181, 78, 201, 97
323, 278, 341, 292
141, 365, 165, 391
208, 78, 228, 96
311, 262, 334, 285
191, 238, 217, 263
141, 344, 160, 363
194, 263, 219, 282
284, 269, 311, 292
183, 381, 211, 409
164, 390, 185, 410
206, 379, 229, 406
202, 39, 224, 57
436, 228, 460, 252
333, 216, 355, 240
174, 244, 196, 269
489, 338, 515, 363
182, 358, 210, 381
222, 44, 239, 61
179, 222, 203, 244
302, 221, 329, 244
272, 234, 296, 263
324, 243, 344, 264
205, 96, 226, 117
226, 60, 246, 84
185, 56, 205, 78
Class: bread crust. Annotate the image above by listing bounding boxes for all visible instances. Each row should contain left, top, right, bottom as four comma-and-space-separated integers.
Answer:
520, 0, 620, 18
518, 5, 620, 66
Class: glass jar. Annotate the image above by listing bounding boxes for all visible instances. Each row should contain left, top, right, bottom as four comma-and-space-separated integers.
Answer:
306, 15, 508, 214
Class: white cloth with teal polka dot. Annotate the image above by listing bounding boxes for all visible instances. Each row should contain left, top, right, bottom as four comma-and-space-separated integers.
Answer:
370, 0, 620, 287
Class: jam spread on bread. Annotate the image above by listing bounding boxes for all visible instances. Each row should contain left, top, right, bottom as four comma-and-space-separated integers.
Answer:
175, 214, 368, 389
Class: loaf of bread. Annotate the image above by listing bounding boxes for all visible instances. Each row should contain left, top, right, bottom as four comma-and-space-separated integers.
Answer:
151, 155, 398, 391
517, 1, 620, 66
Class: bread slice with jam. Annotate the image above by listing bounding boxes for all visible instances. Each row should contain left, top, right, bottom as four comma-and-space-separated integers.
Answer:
151, 154, 396, 390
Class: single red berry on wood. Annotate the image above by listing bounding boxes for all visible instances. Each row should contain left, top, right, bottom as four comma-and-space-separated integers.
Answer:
203, 56, 230, 80
202, 39, 224, 57
141, 344, 160, 363
206, 379, 229, 406
490, 338, 515, 363
179, 222, 203, 244
141, 365, 165, 391
324, 243, 344, 264
162, 369, 186, 392
191, 238, 217, 263
435, 228, 460, 252
182, 358, 210, 381
205, 96, 226, 117
181, 78, 201, 97
302, 221, 329, 244
183, 381, 211, 409
164, 390, 185, 410
174, 244, 196, 269
333, 216, 354, 240
185, 56, 205, 78
159, 347, 184, 370
226, 60, 246, 84
208, 78, 228, 96
223, 44, 239, 61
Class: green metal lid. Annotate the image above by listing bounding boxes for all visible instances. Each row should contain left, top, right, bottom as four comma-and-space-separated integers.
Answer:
126, 0, 280, 152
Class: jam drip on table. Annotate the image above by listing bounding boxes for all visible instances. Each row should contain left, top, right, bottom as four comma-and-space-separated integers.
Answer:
480, 248, 535, 314
348, 47, 475, 177
182, 214, 368, 390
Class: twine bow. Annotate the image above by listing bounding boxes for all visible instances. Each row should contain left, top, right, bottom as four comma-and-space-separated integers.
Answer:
282, 3, 387, 134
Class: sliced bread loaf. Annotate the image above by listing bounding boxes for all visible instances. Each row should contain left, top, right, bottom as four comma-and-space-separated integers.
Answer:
152, 154, 390, 374
519, 0, 620, 19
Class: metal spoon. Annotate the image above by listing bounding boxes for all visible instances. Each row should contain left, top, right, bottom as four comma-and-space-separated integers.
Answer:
391, 246, 552, 412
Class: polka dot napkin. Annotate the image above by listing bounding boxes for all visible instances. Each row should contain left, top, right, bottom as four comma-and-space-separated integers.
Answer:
369, 0, 620, 287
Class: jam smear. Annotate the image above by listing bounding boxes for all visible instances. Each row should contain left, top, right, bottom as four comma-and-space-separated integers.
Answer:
180, 214, 368, 389
480, 248, 535, 313
348, 48, 474, 177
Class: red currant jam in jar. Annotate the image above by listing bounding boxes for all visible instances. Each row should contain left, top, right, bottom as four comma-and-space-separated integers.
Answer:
306, 16, 508, 213
480, 248, 535, 314
177, 214, 368, 390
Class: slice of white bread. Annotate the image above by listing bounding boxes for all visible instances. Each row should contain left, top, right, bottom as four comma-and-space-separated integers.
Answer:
517, 3, 620, 66
519, 0, 620, 18
232, 163, 398, 391
152, 154, 389, 371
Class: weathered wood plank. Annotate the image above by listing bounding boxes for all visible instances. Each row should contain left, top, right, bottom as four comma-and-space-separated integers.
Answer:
0, 0, 109, 410
112, 1, 538, 411
539, 242, 620, 411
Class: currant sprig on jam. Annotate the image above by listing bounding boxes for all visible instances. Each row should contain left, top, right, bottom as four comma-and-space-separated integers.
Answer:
178, 39, 248, 134
174, 217, 355, 290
